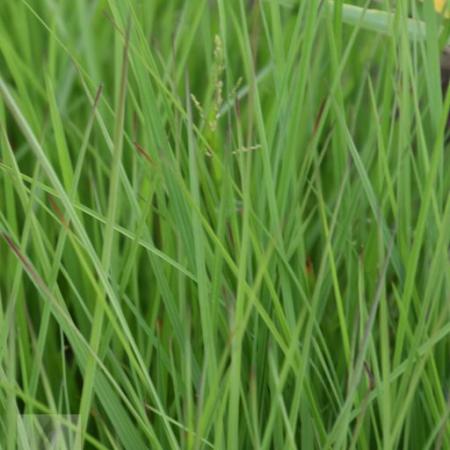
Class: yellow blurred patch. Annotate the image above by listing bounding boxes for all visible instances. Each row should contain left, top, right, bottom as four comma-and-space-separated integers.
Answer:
434, 0, 450, 17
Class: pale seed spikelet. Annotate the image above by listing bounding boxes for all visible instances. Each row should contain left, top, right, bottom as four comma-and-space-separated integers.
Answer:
213, 34, 225, 73
232, 144, 261, 155
230, 77, 243, 102
190, 93, 205, 120
209, 35, 225, 132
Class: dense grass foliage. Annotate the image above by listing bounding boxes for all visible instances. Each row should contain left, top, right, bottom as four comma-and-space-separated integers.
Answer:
1, 1, 450, 448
